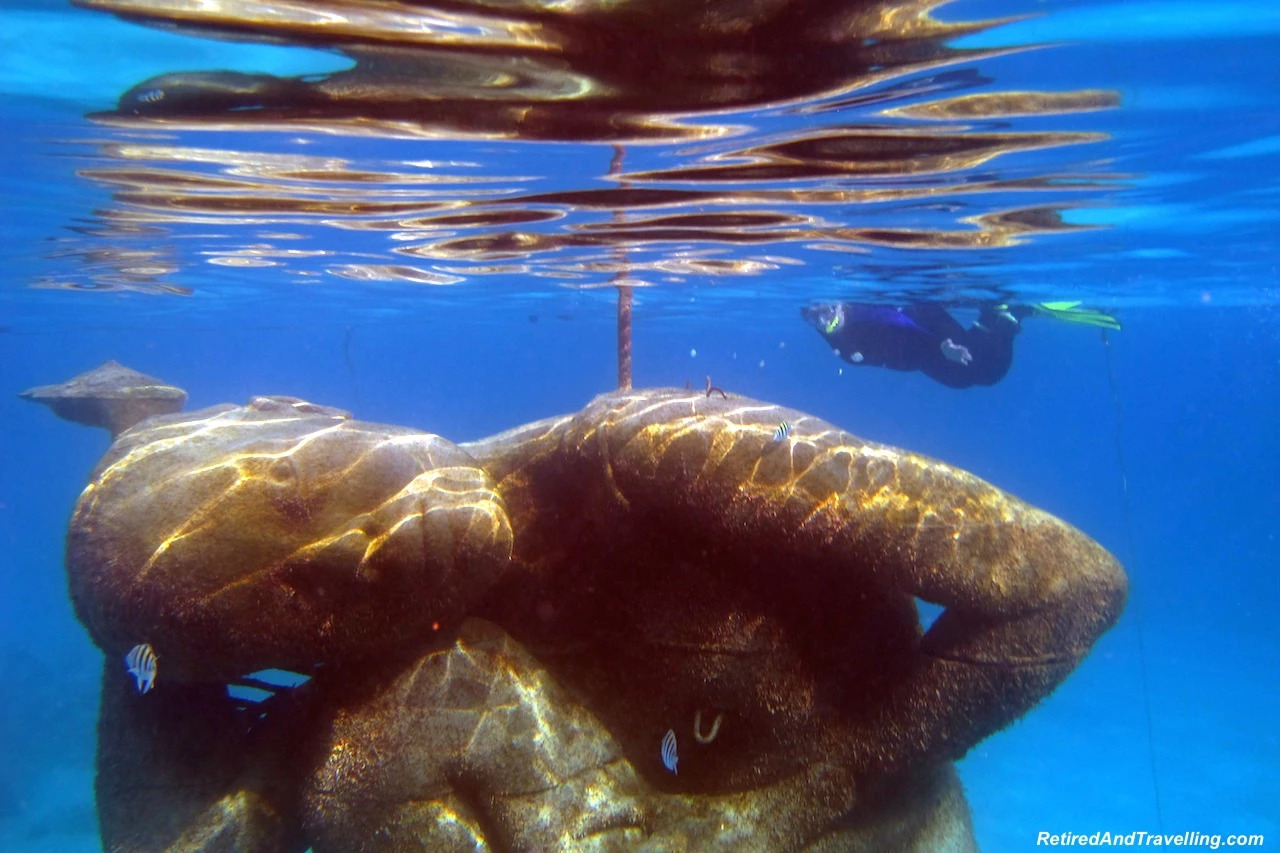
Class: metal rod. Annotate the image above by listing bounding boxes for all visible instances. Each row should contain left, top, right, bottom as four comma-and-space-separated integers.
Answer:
610, 144, 632, 390
617, 284, 633, 389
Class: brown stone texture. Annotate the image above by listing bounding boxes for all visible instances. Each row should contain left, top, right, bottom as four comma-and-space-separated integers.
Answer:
299, 619, 978, 852
95, 660, 305, 853
301, 618, 646, 852
68, 398, 513, 681
464, 388, 1127, 788
53, 373, 1124, 852
19, 360, 187, 436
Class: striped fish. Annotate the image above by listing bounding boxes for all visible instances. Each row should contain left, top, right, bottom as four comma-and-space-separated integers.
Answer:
125, 643, 157, 694
771, 421, 793, 442
661, 728, 678, 775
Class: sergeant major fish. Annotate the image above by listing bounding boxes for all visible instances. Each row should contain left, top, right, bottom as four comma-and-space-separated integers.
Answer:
661, 728, 678, 774
125, 643, 157, 694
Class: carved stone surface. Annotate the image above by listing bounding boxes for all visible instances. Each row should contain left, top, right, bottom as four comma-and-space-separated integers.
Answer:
19, 360, 187, 436
299, 619, 979, 852
301, 618, 647, 851
68, 399, 513, 681
34, 363, 1125, 852
464, 388, 1127, 787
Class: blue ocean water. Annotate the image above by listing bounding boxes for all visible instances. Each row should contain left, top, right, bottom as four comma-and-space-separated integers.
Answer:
1, 0, 1277, 850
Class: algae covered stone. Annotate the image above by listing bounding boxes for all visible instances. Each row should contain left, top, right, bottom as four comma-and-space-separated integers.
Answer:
301, 618, 647, 852
465, 388, 1128, 788
298, 619, 980, 852
68, 397, 513, 681
19, 360, 187, 437
40, 364, 1125, 853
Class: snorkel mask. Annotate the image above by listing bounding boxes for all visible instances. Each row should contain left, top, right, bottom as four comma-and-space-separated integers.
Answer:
824, 305, 844, 334
801, 302, 847, 336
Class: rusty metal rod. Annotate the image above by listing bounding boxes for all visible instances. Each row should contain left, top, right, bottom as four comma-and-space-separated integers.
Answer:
617, 284, 633, 389
610, 144, 633, 390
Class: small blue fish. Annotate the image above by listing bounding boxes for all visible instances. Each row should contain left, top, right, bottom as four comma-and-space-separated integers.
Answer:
136, 89, 165, 104
125, 643, 157, 694
771, 421, 793, 442
661, 728, 678, 774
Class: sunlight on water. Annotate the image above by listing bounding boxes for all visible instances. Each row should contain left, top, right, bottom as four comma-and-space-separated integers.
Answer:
12, 0, 1139, 313
3, 0, 1273, 319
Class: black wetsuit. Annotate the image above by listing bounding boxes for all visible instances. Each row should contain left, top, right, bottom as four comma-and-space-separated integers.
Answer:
801, 303, 1026, 388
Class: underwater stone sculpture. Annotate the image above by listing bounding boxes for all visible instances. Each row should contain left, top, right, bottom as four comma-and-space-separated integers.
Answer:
301, 617, 648, 851
66, 394, 514, 681
19, 360, 187, 437
301, 618, 980, 852
33, 365, 1126, 852
463, 390, 1128, 787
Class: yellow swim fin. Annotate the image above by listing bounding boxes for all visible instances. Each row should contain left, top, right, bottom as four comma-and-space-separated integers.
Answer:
1033, 301, 1122, 331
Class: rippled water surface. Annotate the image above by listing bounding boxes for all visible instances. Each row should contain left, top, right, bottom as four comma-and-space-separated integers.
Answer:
4, 0, 1277, 320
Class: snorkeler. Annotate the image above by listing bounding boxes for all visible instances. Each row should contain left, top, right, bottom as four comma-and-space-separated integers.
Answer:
801, 301, 1119, 389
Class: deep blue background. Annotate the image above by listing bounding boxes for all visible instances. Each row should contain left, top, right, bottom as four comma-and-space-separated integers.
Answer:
2, 299, 1277, 849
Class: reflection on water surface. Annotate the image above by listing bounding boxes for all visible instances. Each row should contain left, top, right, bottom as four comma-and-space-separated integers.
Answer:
53, 0, 1119, 298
